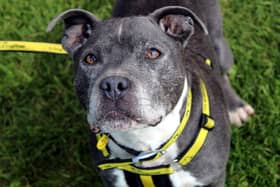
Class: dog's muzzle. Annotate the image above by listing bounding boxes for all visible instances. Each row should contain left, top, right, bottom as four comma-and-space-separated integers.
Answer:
87, 75, 166, 132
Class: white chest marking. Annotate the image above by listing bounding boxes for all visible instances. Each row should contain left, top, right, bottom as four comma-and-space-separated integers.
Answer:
112, 169, 129, 187
169, 170, 204, 187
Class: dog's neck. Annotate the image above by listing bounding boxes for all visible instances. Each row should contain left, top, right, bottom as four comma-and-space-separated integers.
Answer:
106, 77, 189, 160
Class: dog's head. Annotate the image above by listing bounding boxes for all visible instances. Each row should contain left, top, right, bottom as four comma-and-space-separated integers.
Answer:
48, 6, 207, 133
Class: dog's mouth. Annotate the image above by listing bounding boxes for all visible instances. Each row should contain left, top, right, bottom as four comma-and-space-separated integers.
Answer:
89, 110, 162, 132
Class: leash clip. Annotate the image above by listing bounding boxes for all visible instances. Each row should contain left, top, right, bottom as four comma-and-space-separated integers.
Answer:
96, 133, 110, 157
132, 149, 162, 164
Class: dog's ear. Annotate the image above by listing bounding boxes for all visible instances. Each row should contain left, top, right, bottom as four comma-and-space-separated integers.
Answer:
47, 9, 99, 56
150, 6, 208, 47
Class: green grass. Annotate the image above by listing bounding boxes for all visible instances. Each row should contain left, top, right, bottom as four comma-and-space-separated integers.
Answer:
0, 0, 279, 186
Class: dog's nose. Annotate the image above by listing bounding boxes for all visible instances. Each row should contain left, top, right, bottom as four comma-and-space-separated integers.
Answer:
99, 76, 130, 100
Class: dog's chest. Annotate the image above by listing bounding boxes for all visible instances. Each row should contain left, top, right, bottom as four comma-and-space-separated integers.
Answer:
111, 169, 204, 187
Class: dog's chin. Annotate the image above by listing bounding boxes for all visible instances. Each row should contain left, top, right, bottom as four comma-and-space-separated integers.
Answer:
91, 111, 162, 132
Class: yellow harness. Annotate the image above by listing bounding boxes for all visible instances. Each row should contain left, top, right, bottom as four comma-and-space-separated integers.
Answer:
95, 79, 215, 187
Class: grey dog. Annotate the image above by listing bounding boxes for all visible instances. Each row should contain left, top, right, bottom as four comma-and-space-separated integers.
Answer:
47, 0, 254, 186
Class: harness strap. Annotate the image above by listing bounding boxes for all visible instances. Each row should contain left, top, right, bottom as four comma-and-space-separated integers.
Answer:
124, 172, 173, 187
178, 80, 214, 165
140, 175, 156, 187
200, 79, 210, 115
178, 118, 214, 166
99, 160, 174, 175
150, 88, 193, 161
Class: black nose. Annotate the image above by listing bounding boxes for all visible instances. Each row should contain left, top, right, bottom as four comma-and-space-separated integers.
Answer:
99, 76, 130, 100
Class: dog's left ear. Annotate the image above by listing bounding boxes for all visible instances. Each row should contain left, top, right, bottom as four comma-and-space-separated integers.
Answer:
150, 6, 208, 47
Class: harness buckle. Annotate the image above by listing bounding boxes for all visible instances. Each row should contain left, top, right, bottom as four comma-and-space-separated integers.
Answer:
200, 113, 215, 130
132, 150, 162, 164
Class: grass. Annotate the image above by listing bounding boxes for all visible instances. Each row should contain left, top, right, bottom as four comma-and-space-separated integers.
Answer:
0, 0, 279, 186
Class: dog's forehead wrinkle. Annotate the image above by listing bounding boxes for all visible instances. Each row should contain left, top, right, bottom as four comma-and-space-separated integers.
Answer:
117, 19, 124, 43
116, 18, 128, 44
114, 16, 162, 40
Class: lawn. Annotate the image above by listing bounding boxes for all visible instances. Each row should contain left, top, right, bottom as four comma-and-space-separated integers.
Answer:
0, 0, 279, 186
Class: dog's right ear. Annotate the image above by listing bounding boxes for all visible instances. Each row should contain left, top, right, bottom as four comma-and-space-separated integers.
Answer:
47, 9, 99, 56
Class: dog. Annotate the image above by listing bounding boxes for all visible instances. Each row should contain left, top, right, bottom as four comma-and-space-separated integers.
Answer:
47, 0, 252, 186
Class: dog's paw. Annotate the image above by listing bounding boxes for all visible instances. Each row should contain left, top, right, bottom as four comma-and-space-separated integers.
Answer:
229, 104, 255, 126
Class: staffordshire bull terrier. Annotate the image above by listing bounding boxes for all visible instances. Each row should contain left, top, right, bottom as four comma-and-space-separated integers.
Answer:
47, 1, 240, 186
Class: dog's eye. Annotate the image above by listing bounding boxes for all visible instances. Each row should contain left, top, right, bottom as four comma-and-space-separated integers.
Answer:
146, 48, 161, 60
84, 54, 97, 65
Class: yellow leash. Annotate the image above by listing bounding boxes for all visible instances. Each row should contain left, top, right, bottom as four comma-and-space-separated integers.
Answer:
0, 41, 67, 54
